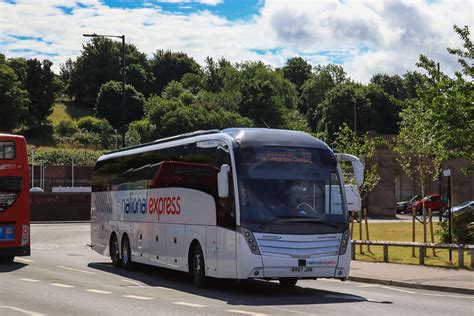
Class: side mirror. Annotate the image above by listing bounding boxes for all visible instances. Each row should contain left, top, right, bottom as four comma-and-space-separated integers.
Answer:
335, 153, 365, 188
217, 164, 230, 198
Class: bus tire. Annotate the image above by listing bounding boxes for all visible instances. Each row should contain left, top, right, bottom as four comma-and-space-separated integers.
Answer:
190, 244, 207, 288
279, 278, 298, 287
121, 234, 133, 270
110, 233, 122, 268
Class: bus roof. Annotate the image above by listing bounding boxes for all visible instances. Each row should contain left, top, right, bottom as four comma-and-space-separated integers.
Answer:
99, 128, 330, 163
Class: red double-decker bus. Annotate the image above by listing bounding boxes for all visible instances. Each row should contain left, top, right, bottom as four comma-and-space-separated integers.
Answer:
0, 134, 30, 263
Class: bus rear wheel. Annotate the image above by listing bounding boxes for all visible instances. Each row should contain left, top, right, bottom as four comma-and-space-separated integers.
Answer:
279, 278, 298, 287
121, 235, 133, 270
110, 234, 121, 268
190, 244, 207, 288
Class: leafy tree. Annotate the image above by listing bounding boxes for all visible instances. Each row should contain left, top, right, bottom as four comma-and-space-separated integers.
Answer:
402, 71, 428, 99
67, 37, 149, 109
363, 84, 400, 134
77, 116, 115, 148
161, 81, 185, 100
55, 119, 79, 137
370, 73, 405, 100
95, 81, 145, 130
237, 61, 298, 128
0, 63, 29, 132
149, 50, 201, 95
204, 57, 236, 93
24, 59, 56, 127
282, 57, 312, 92
333, 123, 380, 200
314, 83, 369, 140
126, 118, 156, 146
301, 64, 348, 126
414, 25, 474, 173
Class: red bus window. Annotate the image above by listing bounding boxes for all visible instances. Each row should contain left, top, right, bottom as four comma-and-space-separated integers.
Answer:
0, 142, 15, 159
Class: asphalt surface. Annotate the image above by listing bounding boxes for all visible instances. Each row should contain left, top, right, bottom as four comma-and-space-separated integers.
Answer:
0, 223, 472, 316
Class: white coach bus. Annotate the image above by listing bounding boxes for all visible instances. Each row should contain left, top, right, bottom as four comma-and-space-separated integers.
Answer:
91, 128, 364, 287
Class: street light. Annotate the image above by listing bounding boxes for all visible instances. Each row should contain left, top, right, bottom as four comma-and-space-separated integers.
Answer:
83, 33, 126, 148
31, 146, 36, 188
71, 157, 75, 188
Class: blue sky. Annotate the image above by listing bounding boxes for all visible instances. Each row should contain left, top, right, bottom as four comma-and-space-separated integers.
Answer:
0, 0, 471, 82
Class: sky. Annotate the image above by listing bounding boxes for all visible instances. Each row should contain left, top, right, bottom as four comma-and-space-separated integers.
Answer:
0, 0, 472, 82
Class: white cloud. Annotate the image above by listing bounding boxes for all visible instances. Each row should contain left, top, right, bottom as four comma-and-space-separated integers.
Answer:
0, 0, 471, 82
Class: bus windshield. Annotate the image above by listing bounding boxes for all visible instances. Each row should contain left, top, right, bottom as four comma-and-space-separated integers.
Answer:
235, 146, 346, 232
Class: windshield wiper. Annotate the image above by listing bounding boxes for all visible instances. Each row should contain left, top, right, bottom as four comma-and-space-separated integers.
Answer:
266, 216, 340, 228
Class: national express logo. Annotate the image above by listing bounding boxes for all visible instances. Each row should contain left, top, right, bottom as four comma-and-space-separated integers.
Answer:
121, 194, 181, 221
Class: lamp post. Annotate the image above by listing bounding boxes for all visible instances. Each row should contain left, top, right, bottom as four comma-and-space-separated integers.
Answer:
83, 33, 126, 148
71, 157, 75, 188
31, 146, 36, 188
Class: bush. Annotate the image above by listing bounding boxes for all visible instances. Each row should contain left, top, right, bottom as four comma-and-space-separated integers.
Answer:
437, 210, 474, 244
55, 119, 78, 137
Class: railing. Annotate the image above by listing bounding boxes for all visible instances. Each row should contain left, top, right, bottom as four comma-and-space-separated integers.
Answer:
351, 240, 474, 268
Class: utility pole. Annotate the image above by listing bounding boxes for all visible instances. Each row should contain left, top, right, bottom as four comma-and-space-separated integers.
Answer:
71, 157, 75, 188
31, 146, 36, 188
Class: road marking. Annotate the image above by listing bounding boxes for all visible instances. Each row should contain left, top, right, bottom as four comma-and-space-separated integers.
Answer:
155, 286, 180, 292
226, 310, 266, 316
120, 278, 144, 286
173, 302, 207, 307
50, 283, 75, 288
421, 293, 474, 299
357, 284, 380, 288
20, 278, 39, 282
57, 265, 96, 275
123, 295, 153, 300
86, 289, 111, 294
0, 306, 45, 316
15, 258, 35, 263
381, 286, 415, 294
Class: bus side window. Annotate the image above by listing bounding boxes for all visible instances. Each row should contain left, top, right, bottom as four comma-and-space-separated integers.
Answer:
215, 143, 236, 229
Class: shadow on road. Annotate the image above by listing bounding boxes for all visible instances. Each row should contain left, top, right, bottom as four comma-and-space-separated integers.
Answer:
88, 262, 393, 306
0, 261, 27, 273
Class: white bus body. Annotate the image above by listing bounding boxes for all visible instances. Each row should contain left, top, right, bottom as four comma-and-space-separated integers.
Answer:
91, 128, 363, 287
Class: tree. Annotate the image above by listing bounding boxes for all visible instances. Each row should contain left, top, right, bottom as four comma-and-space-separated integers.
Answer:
149, 50, 201, 95
282, 57, 312, 90
77, 116, 115, 148
24, 59, 56, 127
333, 124, 380, 200
313, 83, 369, 140
67, 37, 149, 109
0, 63, 29, 132
370, 73, 405, 100
95, 81, 145, 130
126, 118, 156, 146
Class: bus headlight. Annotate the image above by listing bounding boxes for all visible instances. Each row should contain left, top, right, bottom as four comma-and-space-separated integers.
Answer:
238, 227, 261, 255
339, 229, 350, 255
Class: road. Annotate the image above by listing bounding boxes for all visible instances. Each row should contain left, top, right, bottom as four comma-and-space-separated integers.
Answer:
0, 223, 472, 316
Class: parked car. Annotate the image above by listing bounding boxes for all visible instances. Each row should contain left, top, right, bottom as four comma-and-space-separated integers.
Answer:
442, 200, 474, 218
408, 194, 447, 215
396, 195, 421, 213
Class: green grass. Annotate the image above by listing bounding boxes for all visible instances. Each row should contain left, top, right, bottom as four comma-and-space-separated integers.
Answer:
351, 221, 472, 269
48, 101, 93, 126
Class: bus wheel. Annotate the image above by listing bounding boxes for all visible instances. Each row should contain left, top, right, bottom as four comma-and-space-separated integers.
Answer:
279, 278, 298, 287
0, 256, 14, 263
121, 235, 133, 270
190, 244, 207, 288
110, 234, 122, 268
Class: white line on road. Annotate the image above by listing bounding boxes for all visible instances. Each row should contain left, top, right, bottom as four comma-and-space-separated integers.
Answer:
0, 306, 45, 316
20, 278, 39, 282
50, 283, 75, 288
57, 265, 96, 275
173, 302, 207, 307
357, 284, 380, 288
381, 286, 416, 294
421, 293, 474, 299
123, 295, 153, 300
120, 278, 145, 286
15, 258, 35, 263
86, 289, 111, 294
226, 310, 266, 316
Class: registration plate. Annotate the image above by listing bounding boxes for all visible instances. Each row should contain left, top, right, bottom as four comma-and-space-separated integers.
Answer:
292, 267, 313, 273
0, 225, 14, 241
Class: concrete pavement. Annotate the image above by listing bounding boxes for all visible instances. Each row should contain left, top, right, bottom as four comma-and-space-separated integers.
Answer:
349, 260, 474, 295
